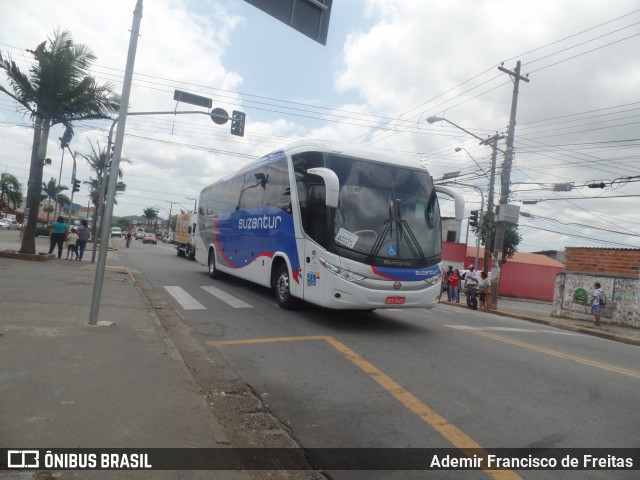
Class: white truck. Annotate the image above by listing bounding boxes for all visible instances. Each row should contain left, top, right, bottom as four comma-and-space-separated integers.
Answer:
175, 213, 197, 260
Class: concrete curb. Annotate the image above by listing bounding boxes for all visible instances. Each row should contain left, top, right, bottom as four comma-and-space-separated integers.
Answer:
0, 250, 56, 261
441, 300, 640, 347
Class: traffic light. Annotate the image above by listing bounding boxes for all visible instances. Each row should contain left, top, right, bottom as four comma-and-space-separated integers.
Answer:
230, 110, 246, 137
469, 210, 479, 228
72, 178, 81, 193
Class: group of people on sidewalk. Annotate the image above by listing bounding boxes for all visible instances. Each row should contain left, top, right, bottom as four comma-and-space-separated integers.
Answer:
441, 264, 492, 311
47, 216, 91, 261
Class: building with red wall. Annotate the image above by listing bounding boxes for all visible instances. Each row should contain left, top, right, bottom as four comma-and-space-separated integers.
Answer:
442, 242, 564, 301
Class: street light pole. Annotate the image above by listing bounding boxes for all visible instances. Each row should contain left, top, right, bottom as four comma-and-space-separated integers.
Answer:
89, 0, 143, 326
428, 116, 504, 309
442, 180, 485, 271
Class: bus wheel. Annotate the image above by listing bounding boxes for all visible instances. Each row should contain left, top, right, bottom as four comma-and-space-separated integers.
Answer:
208, 249, 221, 279
275, 264, 296, 309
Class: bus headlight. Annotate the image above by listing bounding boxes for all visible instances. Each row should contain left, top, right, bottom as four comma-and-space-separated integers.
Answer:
319, 258, 365, 282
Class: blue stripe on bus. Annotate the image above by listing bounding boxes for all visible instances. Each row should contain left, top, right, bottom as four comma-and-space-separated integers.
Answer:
214, 208, 302, 284
371, 264, 441, 282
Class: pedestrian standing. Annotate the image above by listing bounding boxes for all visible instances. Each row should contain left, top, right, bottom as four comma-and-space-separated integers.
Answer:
445, 265, 453, 301
478, 271, 491, 311
48, 216, 68, 259
76, 219, 90, 261
66, 228, 79, 260
464, 265, 479, 309
589, 282, 604, 327
449, 269, 461, 303
438, 267, 446, 303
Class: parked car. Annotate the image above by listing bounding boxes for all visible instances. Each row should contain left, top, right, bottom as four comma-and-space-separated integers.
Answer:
34, 226, 50, 236
135, 230, 147, 240
142, 234, 157, 245
0, 219, 21, 230
110, 227, 122, 238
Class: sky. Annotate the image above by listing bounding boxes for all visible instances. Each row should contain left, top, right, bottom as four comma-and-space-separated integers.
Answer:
1, 0, 639, 253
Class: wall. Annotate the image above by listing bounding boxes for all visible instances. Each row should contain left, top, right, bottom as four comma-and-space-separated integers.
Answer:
442, 241, 467, 271
553, 247, 640, 329
565, 247, 640, 277
499, 263, 559, 301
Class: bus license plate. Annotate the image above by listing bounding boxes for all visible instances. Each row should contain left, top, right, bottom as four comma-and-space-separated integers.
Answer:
385, 296, 406, 305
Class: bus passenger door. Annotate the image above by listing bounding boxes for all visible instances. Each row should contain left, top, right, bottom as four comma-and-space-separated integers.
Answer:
303, 184, 327, 305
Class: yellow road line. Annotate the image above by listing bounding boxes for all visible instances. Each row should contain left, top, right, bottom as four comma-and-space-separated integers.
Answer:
462, 330, 640, 379
209, 335, 521, 480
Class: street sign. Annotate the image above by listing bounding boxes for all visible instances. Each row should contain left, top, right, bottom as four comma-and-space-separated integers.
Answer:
210, 108, 229, 125
173, 90, 212, 109
244, 0, 333, 46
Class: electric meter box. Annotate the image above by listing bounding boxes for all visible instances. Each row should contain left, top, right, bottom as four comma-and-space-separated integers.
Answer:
497, 204, 520, 224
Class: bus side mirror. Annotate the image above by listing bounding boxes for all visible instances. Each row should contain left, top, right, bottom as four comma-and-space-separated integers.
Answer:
307, 167, 339, 208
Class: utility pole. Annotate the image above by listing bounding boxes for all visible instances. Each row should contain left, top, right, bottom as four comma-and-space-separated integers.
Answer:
167, 201, 176, 236
481, 133, 502, 274
489, 60, 530, 310
187, 196, 198, 213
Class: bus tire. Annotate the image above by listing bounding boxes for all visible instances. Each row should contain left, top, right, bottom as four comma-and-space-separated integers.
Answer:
275, 263, 296, 309
208, 249, 221, 279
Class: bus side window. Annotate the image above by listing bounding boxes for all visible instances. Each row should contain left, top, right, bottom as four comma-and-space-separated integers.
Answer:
265, 159, 292, 213
294, 152, 325, 240
307, 184, 328, 248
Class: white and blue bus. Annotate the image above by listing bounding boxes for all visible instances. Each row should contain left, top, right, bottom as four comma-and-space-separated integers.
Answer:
196, 140, 442, 310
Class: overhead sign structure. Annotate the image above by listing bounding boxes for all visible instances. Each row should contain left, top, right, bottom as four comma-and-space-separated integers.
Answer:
244, 0, 333, 46
173, 90, 213, 109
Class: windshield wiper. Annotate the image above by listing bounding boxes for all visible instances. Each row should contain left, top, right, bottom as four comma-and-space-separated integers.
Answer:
395, 202, 427, 264
366, 219, 391, 263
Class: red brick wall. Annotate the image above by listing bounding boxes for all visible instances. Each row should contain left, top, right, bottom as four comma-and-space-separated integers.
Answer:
565, 248, 640, 278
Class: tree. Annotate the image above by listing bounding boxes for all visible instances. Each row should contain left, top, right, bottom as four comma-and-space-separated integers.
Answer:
472, 208, 522, 265
41, 177, 70, 224
143, 207, 157, 229
0, 29, 119, 254
0, 173, 23, 210
80, 140, 129, 237
84, 177, 126, 236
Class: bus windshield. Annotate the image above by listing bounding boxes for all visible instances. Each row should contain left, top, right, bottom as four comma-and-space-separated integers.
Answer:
294, 154, 442, 268
328, 155, 441, 267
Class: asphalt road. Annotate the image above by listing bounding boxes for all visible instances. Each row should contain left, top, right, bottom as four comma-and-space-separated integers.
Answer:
117, 237, 640, 480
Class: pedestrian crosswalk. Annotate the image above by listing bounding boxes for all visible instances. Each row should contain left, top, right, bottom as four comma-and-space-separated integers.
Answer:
164, 285, 254, 310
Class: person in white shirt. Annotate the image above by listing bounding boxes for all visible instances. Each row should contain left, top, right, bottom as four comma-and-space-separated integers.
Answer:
464, 265, 479, 309
589, 282, 603, 327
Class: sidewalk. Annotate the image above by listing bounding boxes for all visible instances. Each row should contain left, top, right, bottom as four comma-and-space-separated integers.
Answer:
0, 229, 250, 480
440, 295, 640, 347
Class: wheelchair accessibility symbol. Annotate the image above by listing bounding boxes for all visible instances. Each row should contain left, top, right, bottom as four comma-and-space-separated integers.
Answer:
387, 243, 397, 257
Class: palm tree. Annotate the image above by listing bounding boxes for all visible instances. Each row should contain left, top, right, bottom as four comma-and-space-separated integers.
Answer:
0, 173, 24, 210
80, 140, 129, 238
0, 29, 120, 254
143, 207, 157, 229
84, 176, 127, 238
41, 177, 70, 224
